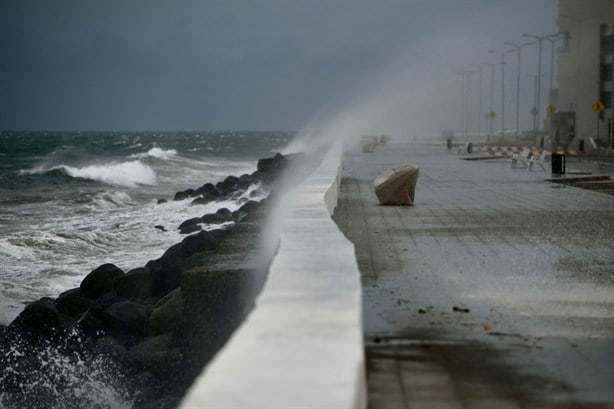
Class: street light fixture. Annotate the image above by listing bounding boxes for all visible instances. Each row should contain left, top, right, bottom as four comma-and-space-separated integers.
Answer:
488, 48, 515, 139
503, 41, 535, 141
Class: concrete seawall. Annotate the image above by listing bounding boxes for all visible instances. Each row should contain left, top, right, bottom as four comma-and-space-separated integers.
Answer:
181, 141, 366, 408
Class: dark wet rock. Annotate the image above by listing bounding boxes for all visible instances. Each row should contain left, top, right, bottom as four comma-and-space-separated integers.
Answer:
94, 335, 128, 360
154, 225, 167, 232
195, 182, 220, 197
150, 288, 184, 335
134, 396, 182, 409
200, 213, 228, 225
178, 217, 201, 231
93, 293, 126, 310
257, 152, 287, 174
77, 293, 126, 342
157, 198, 167, 205
182, 265, 260, 370
7, 297, 65, 342
173, 188, 195, 201
148, 229, 227, 297
113, 267, 152, 300
127, 333, 184, 375
212, 175, 241, 197
80, 263, 125, 300
130, 372, 167, 407
55, 288, 94, 318
105, 301, 150, 340
179, 223, 202, 235
249, 189, 263, 198
453, 306, 471, 313
190, 193, 217, 206
216, 207, 233, 219
239, 199, 261, 214
236, 173, 252, 189
177, 229, 226, 258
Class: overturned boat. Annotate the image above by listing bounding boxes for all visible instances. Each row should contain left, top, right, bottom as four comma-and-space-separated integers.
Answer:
373, 164, 419, 205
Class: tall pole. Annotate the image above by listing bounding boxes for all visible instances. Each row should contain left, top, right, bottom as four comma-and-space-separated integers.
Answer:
523, 33, 559, 144
545, 36, 560, 106
504, 41, 534, 141
457, 70, 478, 139
477, 66, 483, 139
489, 49, 514, 139
483, 63, 495, 141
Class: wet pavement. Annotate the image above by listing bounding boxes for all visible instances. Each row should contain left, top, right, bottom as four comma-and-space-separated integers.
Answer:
333, 141, 614, 409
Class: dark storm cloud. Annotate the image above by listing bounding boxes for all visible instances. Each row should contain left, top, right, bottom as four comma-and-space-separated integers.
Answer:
0, 0, 556, 131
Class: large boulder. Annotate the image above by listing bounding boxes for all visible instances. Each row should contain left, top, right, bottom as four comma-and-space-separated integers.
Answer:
78, 298, 149, 343
148, 229, 227, 297
113, 267, 152, 300
80, 263, 125, 300
7, 297, 65, 342
55, 288, 94, 319
106, 301, 150, 340
190, 193, 217, 206
373, 164, 419, 205
200, 213, 229, 225
127, 333, 185, 376
149, 289, 184, 335
257, 152, 287, 175
194, 182, 220, 198
173, 189, 195, 201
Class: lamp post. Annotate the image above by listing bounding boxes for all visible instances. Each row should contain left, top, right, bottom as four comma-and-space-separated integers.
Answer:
488, 49, 514, 140
544, 35, 561, 107
457, 70, 479, 138
481, 63, 496, 141
470, 64, 485, 139
504, 41, 534, 141
523, 33, 559, 144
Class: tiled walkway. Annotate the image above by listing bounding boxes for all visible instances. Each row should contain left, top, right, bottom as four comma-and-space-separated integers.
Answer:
334, 141, 614, 409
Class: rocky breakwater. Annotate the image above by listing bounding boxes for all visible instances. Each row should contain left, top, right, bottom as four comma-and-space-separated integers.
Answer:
0, 153, 303, 409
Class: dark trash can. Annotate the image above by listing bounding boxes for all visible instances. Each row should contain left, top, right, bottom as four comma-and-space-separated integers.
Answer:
578, 139, 584, 152
551, 152, 566, 175
467, 142, 473, 154
446, 138, 452, 150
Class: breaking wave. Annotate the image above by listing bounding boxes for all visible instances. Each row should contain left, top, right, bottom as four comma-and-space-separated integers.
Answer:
24, 161, 157, 188
129, 147, 178, 161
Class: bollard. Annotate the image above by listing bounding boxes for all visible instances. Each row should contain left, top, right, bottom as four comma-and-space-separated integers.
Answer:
446, 138, 452, 150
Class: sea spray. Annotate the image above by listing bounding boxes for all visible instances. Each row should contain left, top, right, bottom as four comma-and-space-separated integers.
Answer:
0, 328, 134, 409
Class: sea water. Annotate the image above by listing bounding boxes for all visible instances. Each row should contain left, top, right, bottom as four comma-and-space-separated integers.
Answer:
0, 131, 293, 325
0, 131, 293, 408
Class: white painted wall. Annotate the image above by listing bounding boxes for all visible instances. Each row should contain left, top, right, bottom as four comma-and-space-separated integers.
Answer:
180, 141, 366, 409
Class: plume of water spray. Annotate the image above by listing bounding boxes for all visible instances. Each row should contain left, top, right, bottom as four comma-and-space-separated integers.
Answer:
0, 328, 135, 409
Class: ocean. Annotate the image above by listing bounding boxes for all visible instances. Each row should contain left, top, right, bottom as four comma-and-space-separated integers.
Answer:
0, 131, 294, 326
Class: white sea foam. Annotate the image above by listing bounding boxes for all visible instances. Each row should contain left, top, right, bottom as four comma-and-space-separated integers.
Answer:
59, 161, 157, 187
130, 147, 178, 160
21, 161, 157, 187
89, 191, 137, 209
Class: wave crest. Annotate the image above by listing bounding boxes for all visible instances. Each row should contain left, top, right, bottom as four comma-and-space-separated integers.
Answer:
129, 147, 177, 160
23, 161, 157, 187
61, 161, 156, 187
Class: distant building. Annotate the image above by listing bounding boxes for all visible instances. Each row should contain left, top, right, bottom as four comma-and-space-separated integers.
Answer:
555, 0, 614, 150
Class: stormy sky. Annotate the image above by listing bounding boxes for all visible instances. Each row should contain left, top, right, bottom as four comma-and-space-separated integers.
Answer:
0, 1, 556, 133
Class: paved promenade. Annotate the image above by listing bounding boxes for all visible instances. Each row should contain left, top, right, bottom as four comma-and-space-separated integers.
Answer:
334, 140, 614, 409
